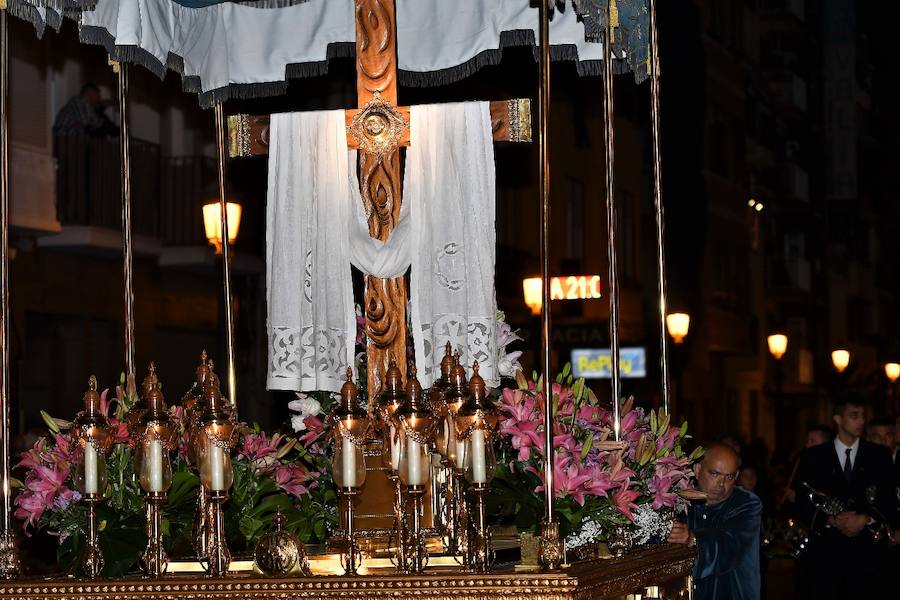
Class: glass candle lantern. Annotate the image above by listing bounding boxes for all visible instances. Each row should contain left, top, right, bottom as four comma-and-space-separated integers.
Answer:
134, 374, 176, 495
375, 360, 409, 473
394, 368, 436, 489
331, 368, 370, 490
441, 359, 471, 469
455, 361, 499, 486
195, 383, 235, 493
73, 376, 115, 496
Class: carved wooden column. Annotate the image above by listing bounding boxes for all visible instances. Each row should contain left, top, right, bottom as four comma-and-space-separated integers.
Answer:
356, 0, 407, 399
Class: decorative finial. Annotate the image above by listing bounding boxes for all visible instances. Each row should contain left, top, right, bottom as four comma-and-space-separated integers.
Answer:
346, 367, 353, 382
89, 375, 97, 392
201, 349, 208, 363
149, 362, 156, 375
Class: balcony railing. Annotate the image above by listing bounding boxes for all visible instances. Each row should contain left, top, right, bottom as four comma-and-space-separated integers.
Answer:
54, 133, 215, 247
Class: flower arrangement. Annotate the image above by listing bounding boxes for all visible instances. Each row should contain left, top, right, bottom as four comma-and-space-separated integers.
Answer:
12, 375, 336, 576
490, 364, 703, 552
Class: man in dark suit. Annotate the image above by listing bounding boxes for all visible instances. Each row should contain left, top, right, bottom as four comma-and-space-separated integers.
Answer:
792, 397, 897, 599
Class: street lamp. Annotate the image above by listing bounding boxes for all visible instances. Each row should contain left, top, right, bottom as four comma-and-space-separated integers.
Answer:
767, 334, 788, 414
831, 348, 850, 373
202, 201, 242, 254
767, 334, 788, 361
665, 312, 691, 344
885, 362, 900, 411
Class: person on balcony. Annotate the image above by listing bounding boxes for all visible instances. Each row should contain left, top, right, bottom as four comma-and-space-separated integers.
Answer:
668, 442, 762, 600
52, 83, 117, 138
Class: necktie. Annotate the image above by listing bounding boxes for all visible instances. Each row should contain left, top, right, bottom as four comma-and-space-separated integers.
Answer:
843, 448, 852, 479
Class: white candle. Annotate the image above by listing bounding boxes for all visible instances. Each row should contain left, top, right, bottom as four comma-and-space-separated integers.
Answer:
390, 424, 401, 471
83, 442, 99, 495
341, 435, 357, 488
470, 432, 487, 484
406, 439, 425, 486
208, 443, 226, 491
454, 435, 466, 471
148, 439, 165, 492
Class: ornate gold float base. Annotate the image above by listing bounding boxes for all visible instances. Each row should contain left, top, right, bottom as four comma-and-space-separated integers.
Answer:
0, 545, 693, 600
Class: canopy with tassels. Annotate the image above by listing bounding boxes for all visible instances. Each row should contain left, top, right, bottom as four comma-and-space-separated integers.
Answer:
7, 0, 649, 107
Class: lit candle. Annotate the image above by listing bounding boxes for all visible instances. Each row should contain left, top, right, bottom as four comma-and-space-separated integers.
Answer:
341, 433, 357, 488
390, 424, 401, 471
208, 442, 226, 491
83, 441, 99, 495
406, 439, 426, 486
148, 439, 165, 492
445, 414, 459, 466
469, 432, 487, 484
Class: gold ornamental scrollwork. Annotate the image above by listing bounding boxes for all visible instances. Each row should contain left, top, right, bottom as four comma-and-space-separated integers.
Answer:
348, 91, 409, 159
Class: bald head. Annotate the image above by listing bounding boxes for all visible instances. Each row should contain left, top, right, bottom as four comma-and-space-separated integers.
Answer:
696, 443, 741, 505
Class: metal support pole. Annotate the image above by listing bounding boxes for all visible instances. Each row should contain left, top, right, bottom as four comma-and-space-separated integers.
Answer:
117, 62, 136, 378
536, 0, 562, 571
0, 7, 20, 579
213, 103, 237, 409
602, 10, 622, 440
649, 0, 672, 416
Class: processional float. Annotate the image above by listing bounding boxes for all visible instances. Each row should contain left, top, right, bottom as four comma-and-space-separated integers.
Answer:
0, 1, 695, 598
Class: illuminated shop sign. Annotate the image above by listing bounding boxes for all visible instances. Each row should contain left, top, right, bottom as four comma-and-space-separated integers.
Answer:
571, 347, 647, 379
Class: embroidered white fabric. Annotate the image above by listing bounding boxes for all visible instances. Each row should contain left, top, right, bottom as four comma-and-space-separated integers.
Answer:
266, 110, 356, 393
266, 102, 498, 393
407, 102, 499, 388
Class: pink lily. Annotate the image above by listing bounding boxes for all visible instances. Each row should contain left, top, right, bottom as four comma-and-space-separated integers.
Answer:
611, 482, 640, 520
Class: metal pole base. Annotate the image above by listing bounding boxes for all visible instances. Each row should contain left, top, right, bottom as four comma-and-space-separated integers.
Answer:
539, 519, 563, 571
0, 530, 20, 579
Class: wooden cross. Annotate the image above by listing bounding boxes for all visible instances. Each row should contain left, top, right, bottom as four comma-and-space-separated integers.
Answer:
228, 0, 531, 402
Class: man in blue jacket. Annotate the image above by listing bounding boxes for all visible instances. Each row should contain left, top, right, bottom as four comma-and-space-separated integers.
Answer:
668, 443, 762, 600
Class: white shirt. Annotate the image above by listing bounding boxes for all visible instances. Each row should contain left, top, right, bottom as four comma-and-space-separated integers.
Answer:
834, 437, 859, 470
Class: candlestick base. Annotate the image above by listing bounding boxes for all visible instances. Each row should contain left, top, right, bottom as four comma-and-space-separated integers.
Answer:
193, 485, 211, 560
0, 530, 20, 579
79, 496, 104, 578
468, 484, 494, 573
441, 465, 461, 557
455, 471, 470, 567
141, 493, 168, 577
339, 488, 363, 576
403, 486, 428, 574
203, 491, 231, 577
387, 473, 410, 573
539, 519, 563, 571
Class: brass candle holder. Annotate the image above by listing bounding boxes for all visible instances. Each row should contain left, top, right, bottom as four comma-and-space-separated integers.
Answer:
182, 351, 213, 560
427, 342, 456, 538
133, 364, 177, 577
455, 362, 498, 572
330, 368, 371, 575
440, 356, 471, 565
72, 376, 115, 578
374, 359, 411, 572
394, 366, 436, 574
191, 363, 236, 576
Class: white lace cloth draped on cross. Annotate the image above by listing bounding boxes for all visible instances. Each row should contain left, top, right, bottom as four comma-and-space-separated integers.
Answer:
266, 110, 357, 393
407, 102, 498, 388
265, 102, 498, 393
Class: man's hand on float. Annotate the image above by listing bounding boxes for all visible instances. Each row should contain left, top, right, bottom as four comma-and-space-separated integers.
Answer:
667, 523, 695, 546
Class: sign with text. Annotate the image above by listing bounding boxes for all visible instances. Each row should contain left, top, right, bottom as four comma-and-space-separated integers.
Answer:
572, 347, 646, 379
